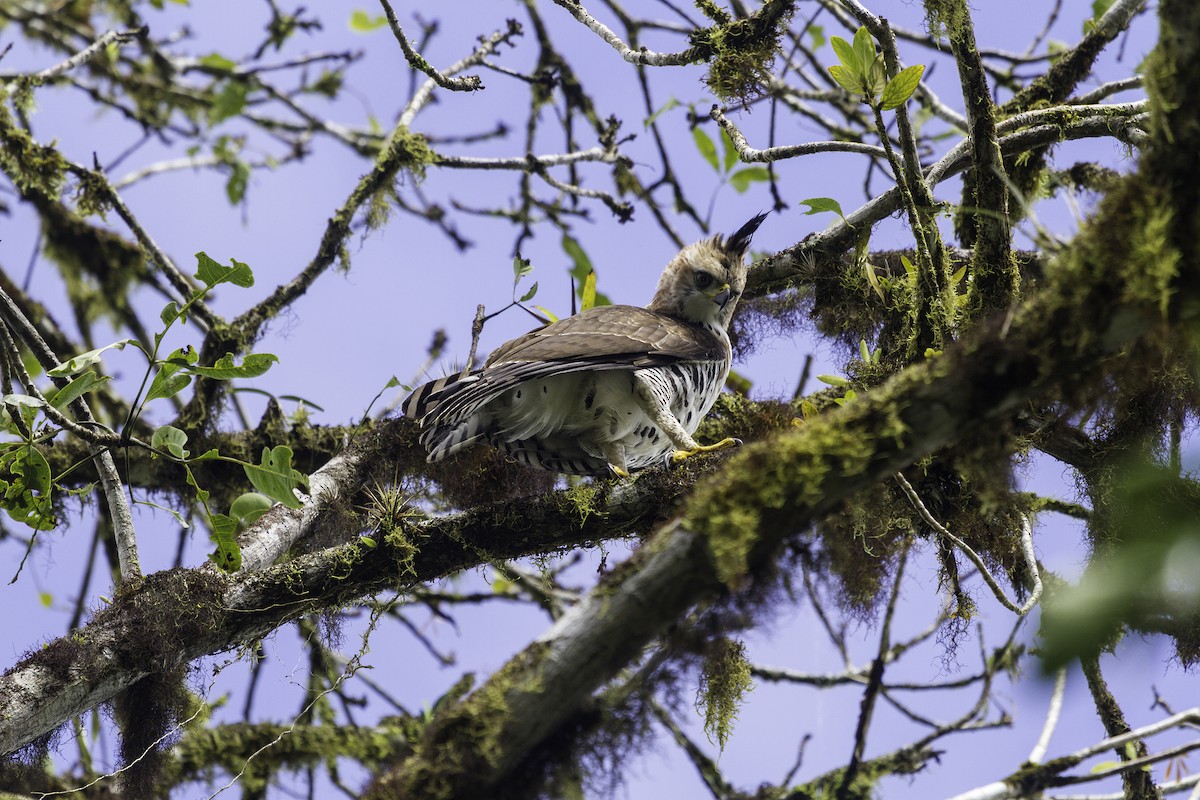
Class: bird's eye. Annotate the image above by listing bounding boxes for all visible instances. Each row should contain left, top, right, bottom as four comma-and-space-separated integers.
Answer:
695, 272, 715, 289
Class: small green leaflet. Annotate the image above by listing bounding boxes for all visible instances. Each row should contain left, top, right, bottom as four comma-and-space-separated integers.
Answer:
48, 340, 133, 378
199, 53, 236, 72
518, 282, 539, 303
693, 126, 719, 172
0, 444, 56, 530
880, 64, 925, 111
562, 235, 592, 280
581, 270, 598, 311
799, 197, 847, 224
244, 446, 307, 509
147, 346, 199, 402
512, 253, 533, 283
730, 167, 769, 193
48, 372, 109, 409
208, 513, 242, 572
349, 9, 387, 32
645, 97, 680, 129
827, 64, 861, 95
806, 24, 826, 50
208, 80, 248, 125
152, 425, 190, 459
852, 26, 876, 73
230, 492, 272, 527
226, 159, 250, 205
195, 252, 254, 289
830, 35, 860, 73
817, 374, 849, 386
187, 352, 278, 380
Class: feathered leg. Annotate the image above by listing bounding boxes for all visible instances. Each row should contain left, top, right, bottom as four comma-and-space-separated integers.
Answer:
631, 374, 739, 465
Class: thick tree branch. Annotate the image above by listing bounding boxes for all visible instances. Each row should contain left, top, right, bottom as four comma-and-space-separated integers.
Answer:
364, 148, 1186, 795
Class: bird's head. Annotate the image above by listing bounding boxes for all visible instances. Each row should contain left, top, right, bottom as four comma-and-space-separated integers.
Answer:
649, 213, 767, 328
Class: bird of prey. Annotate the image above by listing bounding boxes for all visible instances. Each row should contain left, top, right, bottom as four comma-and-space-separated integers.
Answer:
403, 213, 767, 476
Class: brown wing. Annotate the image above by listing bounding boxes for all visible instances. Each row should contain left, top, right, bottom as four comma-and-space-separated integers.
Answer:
420, 306, 726, 428
486, 305, 725, 365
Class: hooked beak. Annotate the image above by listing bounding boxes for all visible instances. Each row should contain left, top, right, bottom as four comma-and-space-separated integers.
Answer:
713, 283, 732, 309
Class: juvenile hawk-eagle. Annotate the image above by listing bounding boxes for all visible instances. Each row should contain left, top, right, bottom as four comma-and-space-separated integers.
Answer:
403, 214, 766, 476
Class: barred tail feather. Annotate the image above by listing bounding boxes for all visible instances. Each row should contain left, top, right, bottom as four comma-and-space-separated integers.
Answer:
423, 414, 489, 462
402, 371, 478, 421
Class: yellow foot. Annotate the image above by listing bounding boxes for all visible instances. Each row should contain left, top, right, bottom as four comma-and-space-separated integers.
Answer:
608, 464, 630, 478
670, 437, 743, 464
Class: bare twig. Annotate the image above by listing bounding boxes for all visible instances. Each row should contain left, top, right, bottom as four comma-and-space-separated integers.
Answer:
379, 0, 483, 91
895, 474, 1042, 616
8, 27, 144, 89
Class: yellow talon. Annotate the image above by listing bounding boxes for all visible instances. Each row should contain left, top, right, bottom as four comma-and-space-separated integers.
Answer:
670, 437, 742, 464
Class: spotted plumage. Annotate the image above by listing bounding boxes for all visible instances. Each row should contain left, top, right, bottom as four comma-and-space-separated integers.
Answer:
403, 214, 767, 476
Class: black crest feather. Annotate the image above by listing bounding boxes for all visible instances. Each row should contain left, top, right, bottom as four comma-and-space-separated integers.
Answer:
725, 212, 768, 256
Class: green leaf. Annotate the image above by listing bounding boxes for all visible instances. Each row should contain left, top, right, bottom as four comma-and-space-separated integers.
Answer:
199, 53, 236, 72
152, 425, 190, 459
817, 374, 849, 386
851, 26, 876, 74
134, 497, 190, 528
195, 252, 254, 289
581, 270, 598, 312
48, 340, 132, 377
518, 282, 539, 303
208, 513, 243, 572
243, 446, 307, 509
225, 159, 250, 205
827, 64, 862, 95
209, 80, 248, 125
829, 35, 859, 72
3, 394, 45, 412
39, 592, 52, 608
561, 234, 593, 282
692, 126, 719, 172
160, 301, 181, 326
806, 24, 826, 50
720, 129, 739, 172
146, 347, 198, 402
867, 53, 888, 99
533, 305, 560, 323
644, 97, 680, 129
729, 167, 769, 193
187, 352, 279, 380
512, 253, 534, 283
349, 9, 387, 32
1, 445, 56, 530
799, 197, 847, 224
864, 260, 885, 301
950, 265, 967, 287
230, 492, 272, 527
880, 64, 925, 110
48, 372, 109, 409
1084, 0, 1116, 33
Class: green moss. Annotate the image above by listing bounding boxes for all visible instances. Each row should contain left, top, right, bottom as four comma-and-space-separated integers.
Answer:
696, 637, 753, 751
1121, 194, 1179, 319
0, 105, 67, 198
689, 0, 795, 105
385, 642, 551, 799
685, 407, 890, 588
556, 481, 603, 527
922, 0, 971, 41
